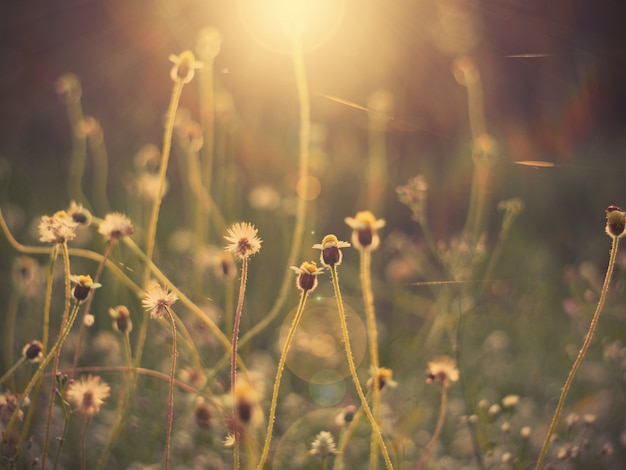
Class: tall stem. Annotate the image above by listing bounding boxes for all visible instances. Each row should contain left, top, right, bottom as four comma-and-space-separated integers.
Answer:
257, 290, 309, 469
232, 257, 249, 469
164, 308, 178, 470
330, 266, 393, 469
360, 249, 381, 469
416, 387, 448, 470
535, 236, 620, 469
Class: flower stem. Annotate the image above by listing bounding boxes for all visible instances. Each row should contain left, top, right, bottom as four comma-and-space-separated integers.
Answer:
257, 289, 309, 469
416, 386, 448, 470
359, 248, 381, 470
164, 308, 178, 470
330, 265, 393, 469
534, 235, 620, 469
232, 256, 249, 469
42, 242, 74, 470
80, 416, 91, 470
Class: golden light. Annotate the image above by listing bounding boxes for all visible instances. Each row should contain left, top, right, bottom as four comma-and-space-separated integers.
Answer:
237, 0, 346, 53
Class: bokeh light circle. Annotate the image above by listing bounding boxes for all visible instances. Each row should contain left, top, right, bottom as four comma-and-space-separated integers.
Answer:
308, 370, 346, 407
279, 297, 366, 382
296, 175, 321, 201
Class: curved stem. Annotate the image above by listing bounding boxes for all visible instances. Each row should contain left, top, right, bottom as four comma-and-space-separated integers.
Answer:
330, 266, 393, 469
535, 236, 620, 469
416, 387, 448, 470
143, 78, 185, 286
257, 290, 309, 469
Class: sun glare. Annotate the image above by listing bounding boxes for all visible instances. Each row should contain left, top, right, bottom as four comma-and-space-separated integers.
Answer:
237, 0, 346, 52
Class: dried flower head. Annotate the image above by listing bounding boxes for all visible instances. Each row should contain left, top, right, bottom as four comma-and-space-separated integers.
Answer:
309, 431, 338, 458
98, 212, 134, 241
313, 234, 351, 267
335, 405, 357, 427
70, 274, 102, 301
367, 367, 398, 391
224, 222, 262, 260
22, 340, 43, 363
66, 375, 110, 417
605, 205, 626, 239
194, 397, 213, 429
0, 390, 25, 423
426, 355, 459, 388
142, 282, 178, 319
345, 211, 386, 250
109, 305, 132, 334
67, 201, 92, 226
290, 261, 324, 292
38, 211, 78, 245
169, 50, 203, 84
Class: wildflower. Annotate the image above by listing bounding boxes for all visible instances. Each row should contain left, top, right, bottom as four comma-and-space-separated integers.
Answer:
229, 379, 263, 432
98, 212, 134, 241
169, 50, 202, 84
70, 274, 102, 301
55, 73, 81, 99
22, 340, 43, 363
309, 431, 338, 458
0, 390, 25, 423
426, 355, 459, 388
313, 234, 351, 267
38, 211, 78, 244
290, 261, 324, 292
502, 394, 520, 409
66, 375, 110, 417
195, 26, 222, 61
605, 205, 626, 239
520, 426, 531, 439
224, 222, 262, 260
367, 367, 398, 391
67, 201, 92, 226
12, 256, 37, 288
109, 305, 132, 333
335, 405, 357, 426
83, 314, 95, 327
142, 282, 178, 319
213, 250, 237, 281
488, 404, 501, 417
194, 397, 212, 429
344, 210, 385, 250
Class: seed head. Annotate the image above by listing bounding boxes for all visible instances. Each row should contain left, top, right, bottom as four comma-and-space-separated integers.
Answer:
98, 212, 134, 241
605, 205, 626, 239
142, 282, 178, 319
22, 340, 43, 363
309, 431, 338, 458
66, 375, 110, 417
426, 355, 459, 388
38, 211, 78, 245
224, 222, 262, 261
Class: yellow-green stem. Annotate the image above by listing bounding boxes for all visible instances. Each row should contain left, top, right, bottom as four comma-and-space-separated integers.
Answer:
330, 266, 393, 469
257, 289, 309, 469
143, 78, 185, 286
0, 357, 26, 387
71, 239, 116, 377
416, 386, 448, 470
95, 332, 133, 470
80, 416, 91, 470
534, 235, 620, 469
360, 248, 381, 470
2, 286, 82, 445
42, 242, 73, 470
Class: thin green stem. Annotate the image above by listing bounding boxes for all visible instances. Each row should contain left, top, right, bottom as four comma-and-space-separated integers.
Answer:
42, 242, 74, 470
257, 289, 310, 469
416, 386, 448, 470
95, 332, 134, 470
80, 416, 91, 470
0, 357, 26, 387
359, 248, 381, 470
535, 236, 620, 469
232, 257, 249, 470
143, 77, 185, 286
1, 287, 82, 446
3, 288, 21, 390
329, 265, 393, 469
52, 393, 71, 470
